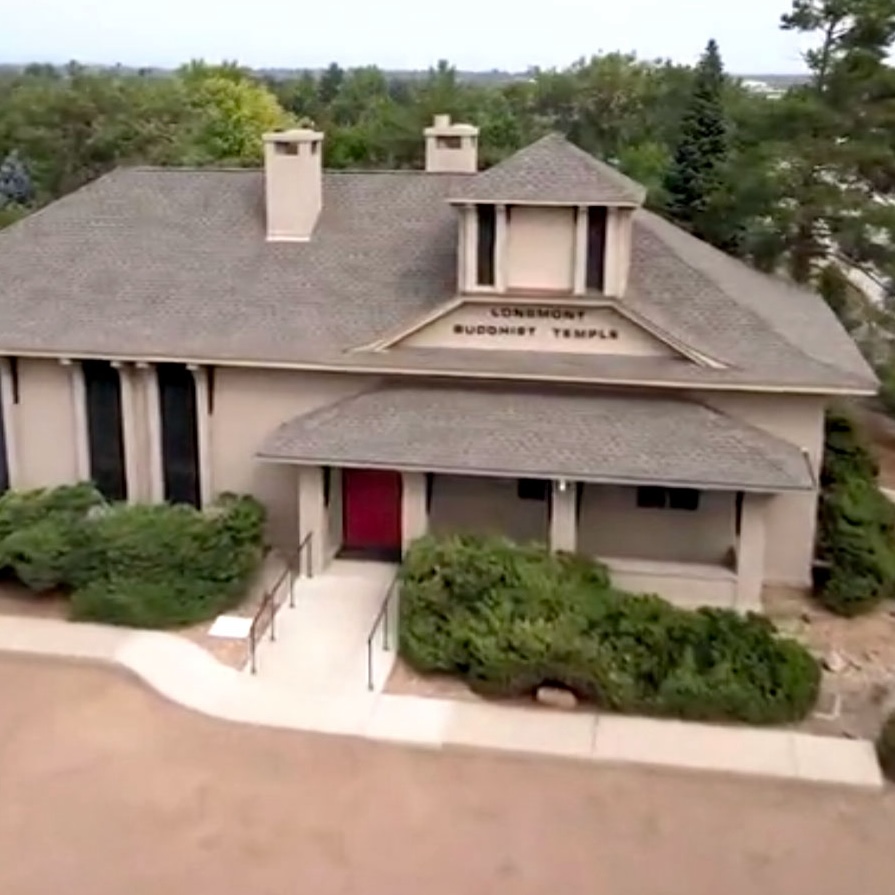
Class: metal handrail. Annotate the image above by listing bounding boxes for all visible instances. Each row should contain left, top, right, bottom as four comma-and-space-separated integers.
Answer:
248, 532, 314, 674
366, 570, 400, 691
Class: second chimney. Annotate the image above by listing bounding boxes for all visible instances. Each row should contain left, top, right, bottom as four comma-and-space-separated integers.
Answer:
262, 128, 324, 242
424, 114, 479, 173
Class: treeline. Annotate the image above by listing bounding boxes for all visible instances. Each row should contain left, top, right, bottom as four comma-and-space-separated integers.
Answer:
1, 0, 894, 322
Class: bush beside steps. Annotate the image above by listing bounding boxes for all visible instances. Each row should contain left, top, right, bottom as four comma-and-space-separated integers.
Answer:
0, 483, 265, 628
399, 535, 820, 726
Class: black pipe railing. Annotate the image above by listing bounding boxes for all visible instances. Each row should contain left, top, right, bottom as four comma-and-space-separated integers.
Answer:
365, 571, 400, 691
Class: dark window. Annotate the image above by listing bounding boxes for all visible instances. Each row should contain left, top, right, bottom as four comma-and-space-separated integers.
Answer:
636, 487, 701, 512
83, 360, 127, 501
157, 363, 200, 507
636, 486, 666, 509
323, 467, 332, 507
0, 388, 9, 493
436, 135, 462, 149
476, 204, 496, 286
517, 479, 550, 501
425, 472, 435, 513
586, 206, 608, 292
275, 141, 299, 156
735, 491, 744, 536
669, 488, 700, 511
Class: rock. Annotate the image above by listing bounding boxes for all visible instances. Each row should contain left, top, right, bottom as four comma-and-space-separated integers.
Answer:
823, 650, 848, 674
801, 611, 813, 624
535, 685, 578, 711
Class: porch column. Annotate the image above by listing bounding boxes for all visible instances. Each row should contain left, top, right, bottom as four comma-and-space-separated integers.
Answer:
495, 204, 509, 293
112, 362, 142, 502
549, 479, 577, 553
138, 362, 164, 502
736, 493, 767, 609
188, 364, 212, 507
297, 465, 327, 575
573, 205, 588, 295
0, 358, 20, 488
401, 472, 429, 553
60, 359, 89, 481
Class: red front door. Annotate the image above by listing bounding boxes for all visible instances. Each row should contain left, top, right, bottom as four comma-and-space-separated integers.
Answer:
342, 468, 402, 553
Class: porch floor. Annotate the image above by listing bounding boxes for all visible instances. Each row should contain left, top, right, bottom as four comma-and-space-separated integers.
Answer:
251, 559, 398, 695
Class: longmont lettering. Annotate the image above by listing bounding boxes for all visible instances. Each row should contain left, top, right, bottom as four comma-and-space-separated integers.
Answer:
489, 306, 586, 321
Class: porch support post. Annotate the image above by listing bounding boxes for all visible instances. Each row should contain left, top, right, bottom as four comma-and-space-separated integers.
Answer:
138, 362, 164, 502
60, 359, 89, 482
549, 479, 577, 553
736, 493, 767, 609
401, 472, 429, 554
298, 465, 327, 575
188, 364, 212, 508
112, 362, 142, 502
573, 205, 588, 295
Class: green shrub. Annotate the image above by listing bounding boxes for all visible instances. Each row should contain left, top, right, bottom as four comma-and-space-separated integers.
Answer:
816, 410, 895, 615
399, 534, 820, 725
0, 483, 265, 628
876, 711, 895, 782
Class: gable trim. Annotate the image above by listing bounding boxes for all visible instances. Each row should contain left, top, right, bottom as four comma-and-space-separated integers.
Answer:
359, 295, 726, 368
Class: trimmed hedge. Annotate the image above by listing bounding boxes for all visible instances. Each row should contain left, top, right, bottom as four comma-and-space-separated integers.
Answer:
0, 484, 265, 628
399, 535, 820, 725
816, 410, 895, 616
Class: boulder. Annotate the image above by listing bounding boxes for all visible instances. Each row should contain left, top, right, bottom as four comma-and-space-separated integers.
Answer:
536, 685, 578, 711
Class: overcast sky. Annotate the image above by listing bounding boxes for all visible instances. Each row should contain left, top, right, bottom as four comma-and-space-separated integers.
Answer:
3, 0, 809, 73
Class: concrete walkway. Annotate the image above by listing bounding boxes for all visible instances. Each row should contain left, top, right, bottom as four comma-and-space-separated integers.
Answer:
252, 559, 398, 693
0, 615, 883, 790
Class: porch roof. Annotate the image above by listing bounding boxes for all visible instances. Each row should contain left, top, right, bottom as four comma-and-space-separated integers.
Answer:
257, 385, 815, 492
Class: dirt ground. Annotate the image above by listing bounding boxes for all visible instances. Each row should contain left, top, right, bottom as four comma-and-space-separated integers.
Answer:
0, 551, 289, 669
1, 655, 895, 895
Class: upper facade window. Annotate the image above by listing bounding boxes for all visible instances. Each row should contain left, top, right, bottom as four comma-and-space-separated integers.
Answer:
476, 204, 496, 287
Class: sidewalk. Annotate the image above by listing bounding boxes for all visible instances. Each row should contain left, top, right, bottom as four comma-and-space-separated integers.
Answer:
0, 615, 883, 790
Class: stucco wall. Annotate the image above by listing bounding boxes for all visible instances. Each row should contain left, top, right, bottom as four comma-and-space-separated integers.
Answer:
578, 484, 736, 565
15, 358, 78, 487
209, 368, 375, 549
506, 207, 575, 292
429, 474, 549, 544
698, 392, 825, 587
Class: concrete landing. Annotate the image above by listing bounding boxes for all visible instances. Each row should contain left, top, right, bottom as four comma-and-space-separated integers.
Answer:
252, 559, 399, 694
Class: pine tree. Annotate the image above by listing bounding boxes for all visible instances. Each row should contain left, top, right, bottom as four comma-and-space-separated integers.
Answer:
663, 40, 731, 245
0, 151, 33, 208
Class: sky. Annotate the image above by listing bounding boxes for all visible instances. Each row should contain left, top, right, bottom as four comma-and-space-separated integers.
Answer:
2, 0, 810, 73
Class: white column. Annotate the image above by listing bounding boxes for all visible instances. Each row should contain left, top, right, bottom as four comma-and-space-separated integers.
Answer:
401, 472, 429, 554
495, 203, 508, 293
463, 204, 477, 292
549, 479, 577, 553
736, 493, 767, 609
0, 358, 20, 488
139, 362, 164, 502
298, 465, 327, 575
573, 205, 588, 295
61, 359, 89, 481
188, 365, 212, 508
112, 362, 142, 502
604, 208, 621, 298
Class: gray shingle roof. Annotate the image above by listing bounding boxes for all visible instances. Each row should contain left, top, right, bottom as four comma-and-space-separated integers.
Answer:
447, 133, 647, 205
258, 384, 814, 491
0, 141, 874, 393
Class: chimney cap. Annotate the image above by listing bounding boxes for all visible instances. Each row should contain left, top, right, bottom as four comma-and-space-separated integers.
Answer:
424, 114, 479, 137
263, 128, 324, 144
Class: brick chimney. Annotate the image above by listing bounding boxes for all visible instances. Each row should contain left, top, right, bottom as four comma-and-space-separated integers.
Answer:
424, 115, 479, 173
262, 128, 324, 241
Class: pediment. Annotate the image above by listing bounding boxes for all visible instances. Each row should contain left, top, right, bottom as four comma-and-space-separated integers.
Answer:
383, 299, 705, 361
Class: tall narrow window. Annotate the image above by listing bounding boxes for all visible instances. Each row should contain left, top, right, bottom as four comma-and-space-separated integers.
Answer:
586, 206, 608, 292
83, 360, 127, 501
476, 204, 496, 286
0, 388, 9, 494
157, 363, 200, 507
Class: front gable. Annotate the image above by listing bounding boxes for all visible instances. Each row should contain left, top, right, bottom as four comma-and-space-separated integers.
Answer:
373, 299, 717, 364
